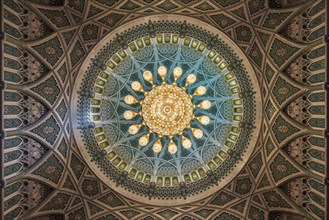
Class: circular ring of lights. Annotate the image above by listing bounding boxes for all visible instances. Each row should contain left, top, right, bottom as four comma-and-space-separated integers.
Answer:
72, 15, 262, 205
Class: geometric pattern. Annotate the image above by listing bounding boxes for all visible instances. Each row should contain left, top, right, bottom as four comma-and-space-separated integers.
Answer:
1, 0, 326, 219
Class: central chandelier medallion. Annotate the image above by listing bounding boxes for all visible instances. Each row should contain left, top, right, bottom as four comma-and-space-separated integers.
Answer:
124, 66, 211, 154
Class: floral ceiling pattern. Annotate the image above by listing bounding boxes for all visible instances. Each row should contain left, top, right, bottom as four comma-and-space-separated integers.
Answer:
1, 0, 326, 219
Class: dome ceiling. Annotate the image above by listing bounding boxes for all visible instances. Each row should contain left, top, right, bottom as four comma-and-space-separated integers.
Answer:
72, 17, 262, 204
1, 0, 326, 219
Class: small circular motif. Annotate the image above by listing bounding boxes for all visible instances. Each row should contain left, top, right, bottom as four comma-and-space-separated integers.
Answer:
45, 46, 56, 55
45, 165, 57, 174
42, 126, 54, 134
43, 87, 54, 95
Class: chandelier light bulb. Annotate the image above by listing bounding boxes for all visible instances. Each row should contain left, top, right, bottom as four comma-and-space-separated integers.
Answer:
173, 66, 183, 80
152, 139, 162, 153
185, 74, 196, 87
168, 140, 178, 154
198, 115, 210, 125
128, 124, 142, 135
123, 110, 137, 120
158, 66, 167, 80
131, 81, 143, 92
198, 100, 211, 110
182, 136, 192, 149
139, 134, 150, 146
124, 95, 138, 105
143, 70, 153, 83
192, 128, 203, 139
194, 86, 207, 96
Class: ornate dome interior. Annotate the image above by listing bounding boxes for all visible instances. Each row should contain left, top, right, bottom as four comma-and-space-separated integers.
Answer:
1, 0, 327, 219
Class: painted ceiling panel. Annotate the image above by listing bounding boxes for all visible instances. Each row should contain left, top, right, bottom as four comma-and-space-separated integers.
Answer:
1, 0, 326, 219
